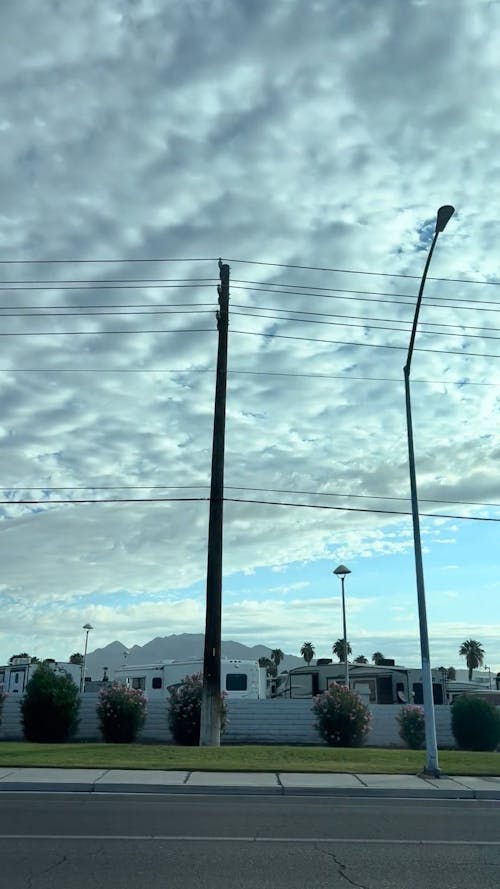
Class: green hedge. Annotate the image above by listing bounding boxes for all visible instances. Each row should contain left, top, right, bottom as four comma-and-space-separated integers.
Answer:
21, 663, 80, 742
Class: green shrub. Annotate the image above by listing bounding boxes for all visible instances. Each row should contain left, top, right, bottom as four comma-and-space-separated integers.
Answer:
397, 705, 425, 749
451, 695, 500, 751
97, 683, 147, 743
167, 673, 228, 746
312, 683, 371, 747
21, 663, 80, 742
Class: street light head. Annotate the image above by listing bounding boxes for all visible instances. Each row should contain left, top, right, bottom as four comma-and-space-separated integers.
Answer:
82, 623, 93, 630
435, 205, 455, 233
333, 564, 351, 578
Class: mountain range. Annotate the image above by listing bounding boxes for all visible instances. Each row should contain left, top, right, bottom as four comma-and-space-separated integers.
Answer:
85, 634, 305, 679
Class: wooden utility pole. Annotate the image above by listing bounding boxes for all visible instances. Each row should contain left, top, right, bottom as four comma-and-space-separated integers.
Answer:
199, 260, 230, 746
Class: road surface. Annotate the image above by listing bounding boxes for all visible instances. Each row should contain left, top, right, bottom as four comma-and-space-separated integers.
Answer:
1, 793, 499, 888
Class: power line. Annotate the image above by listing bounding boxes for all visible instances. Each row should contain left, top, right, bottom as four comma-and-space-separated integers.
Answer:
0, 277, 216, 285
3, 493, 495, 522
0, 283, 216, 293
233, 279, 500, 308
224, 497, 500, 523
225, 485, 500, 509
0, 308, 215, 319
0, 257, 217, 265
3, 482, 499, 509
0, 496, 209, 504
0, 327, 216, 338
230, 328, 500, 359
228, 258, 500, 288
0, 302, 216, 311
230, 310, 500, 342
231, 284, 500, 313
232, 303, 500, 334
2, 254, 500, 288
0, 367, 496, 385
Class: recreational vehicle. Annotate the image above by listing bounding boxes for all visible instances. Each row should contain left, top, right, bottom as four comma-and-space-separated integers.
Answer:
273, 660, 447, 704
112, 657, 267, 700
0, 658, 82, 694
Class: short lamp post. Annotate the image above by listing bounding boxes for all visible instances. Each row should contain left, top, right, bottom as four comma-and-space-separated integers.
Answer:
404, 204, 455, 777
80, 623, 93, 693
333, 564, 351, 688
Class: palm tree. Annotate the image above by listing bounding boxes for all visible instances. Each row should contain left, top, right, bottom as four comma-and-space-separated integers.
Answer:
300, 642, 315, 665
270, 649, 285, 671
371, 651, 385, 665
332, 639, 352, 663
258, 656, 276, 678
69, 653, 84, 665
354, 655, 368, 664
459, 639, 485, 681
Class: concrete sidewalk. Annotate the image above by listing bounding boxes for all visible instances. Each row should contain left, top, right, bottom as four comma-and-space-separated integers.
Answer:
0, 767, 499, 798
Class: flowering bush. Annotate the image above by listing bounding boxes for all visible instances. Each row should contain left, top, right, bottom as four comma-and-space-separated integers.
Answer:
397, 705, 426, 749
167, 673, 228, 746
97, 683, 147, 743
312, 683, 371, 747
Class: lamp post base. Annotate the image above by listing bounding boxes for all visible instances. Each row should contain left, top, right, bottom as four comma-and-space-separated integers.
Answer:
418, 766, 446, 780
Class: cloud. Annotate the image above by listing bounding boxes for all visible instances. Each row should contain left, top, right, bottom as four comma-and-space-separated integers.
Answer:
1, 0, 499, 665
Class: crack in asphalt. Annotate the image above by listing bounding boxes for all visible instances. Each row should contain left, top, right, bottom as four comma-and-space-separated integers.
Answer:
315, 843, 371, 889
25, 853, 68, 889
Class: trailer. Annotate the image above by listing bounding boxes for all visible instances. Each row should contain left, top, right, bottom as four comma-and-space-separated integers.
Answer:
112, 657, 267, 700
0, 658, 82, 694
273, 661, 447, 704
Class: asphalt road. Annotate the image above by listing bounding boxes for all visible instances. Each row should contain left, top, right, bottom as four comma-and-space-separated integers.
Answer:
1, 793, 499, 889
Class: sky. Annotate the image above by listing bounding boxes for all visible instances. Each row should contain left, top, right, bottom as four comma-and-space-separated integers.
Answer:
0, 0, 499, 675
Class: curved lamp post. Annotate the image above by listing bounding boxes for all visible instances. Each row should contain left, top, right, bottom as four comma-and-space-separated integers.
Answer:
333, 564, 351, 688
404, 204, 455, 777
80, 623, 93, 693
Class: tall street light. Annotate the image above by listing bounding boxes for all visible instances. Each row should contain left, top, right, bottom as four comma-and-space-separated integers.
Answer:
404, 204, 455, 777
333, 564, 351, 688
80, 623, 93, 693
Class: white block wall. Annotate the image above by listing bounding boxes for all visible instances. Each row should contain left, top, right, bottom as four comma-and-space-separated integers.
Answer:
1, 695, 462, 747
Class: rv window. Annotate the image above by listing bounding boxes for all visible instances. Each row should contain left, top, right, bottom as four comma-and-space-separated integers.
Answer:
152, 677, 162, 690
132, 677, 146, 691
226, 673, 248, 691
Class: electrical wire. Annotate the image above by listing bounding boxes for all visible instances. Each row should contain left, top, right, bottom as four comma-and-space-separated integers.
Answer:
0, 327, 216, 337
224, 497, 500, 522
232, 279, 500, 308
230, 327, 500, 359
0, 283, 216, 293
0, 257, 217, 265
0, 277, 217, 285
227, 258, 500, 288
0, 496, 209, 504
230, 310, 500, 342
2, 254, 500, 288
0, 367, 496, 385
2, 482, 499, 509
1, 493, 497, 522
0, 309, 216, 319
232, 303, 500, 332
231, 285, 500, 314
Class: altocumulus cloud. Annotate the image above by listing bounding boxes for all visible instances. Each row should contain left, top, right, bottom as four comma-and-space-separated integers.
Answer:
0, 0, 500, 662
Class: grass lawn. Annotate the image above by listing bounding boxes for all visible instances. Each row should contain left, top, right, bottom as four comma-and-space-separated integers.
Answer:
0, 743, 498, 775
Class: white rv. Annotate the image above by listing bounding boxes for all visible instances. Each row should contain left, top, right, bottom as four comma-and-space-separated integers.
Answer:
112, 657, 267, 700
0, 658, 82, 694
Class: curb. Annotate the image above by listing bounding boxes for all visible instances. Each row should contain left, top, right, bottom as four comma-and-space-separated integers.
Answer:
0, 782, 498, 800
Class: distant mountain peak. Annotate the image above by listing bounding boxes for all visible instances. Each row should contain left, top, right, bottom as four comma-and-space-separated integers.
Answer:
84, 633, 304, 677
